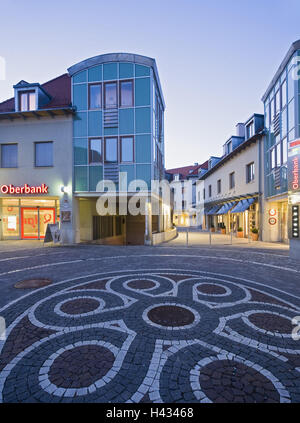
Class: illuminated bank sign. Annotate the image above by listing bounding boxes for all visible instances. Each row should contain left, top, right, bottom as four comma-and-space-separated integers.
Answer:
0, 184, 49, 195
288, 139, 300, 193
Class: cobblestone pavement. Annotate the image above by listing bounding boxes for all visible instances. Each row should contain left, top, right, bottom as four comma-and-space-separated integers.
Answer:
0, 243, 299, 403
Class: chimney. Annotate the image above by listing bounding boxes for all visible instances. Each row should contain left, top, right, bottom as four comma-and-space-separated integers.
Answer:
236, 123, 245, 138
194, 162, 198, 166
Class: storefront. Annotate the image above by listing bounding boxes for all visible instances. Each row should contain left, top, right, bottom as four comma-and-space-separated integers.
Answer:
0, 197, 59, 240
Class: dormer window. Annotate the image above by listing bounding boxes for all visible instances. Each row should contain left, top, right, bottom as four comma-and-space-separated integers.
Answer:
246, 121, 254, 139
19, 91, 35, 111
227, 141, 232, 154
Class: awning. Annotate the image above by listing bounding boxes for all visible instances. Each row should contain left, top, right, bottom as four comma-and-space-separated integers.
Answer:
204, 206, 212, 214
231, 198, 255, 213
206, 205, 221, 215
216, 202, 236, 215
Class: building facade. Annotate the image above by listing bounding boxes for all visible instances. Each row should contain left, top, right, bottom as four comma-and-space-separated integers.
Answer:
166, 162, 208, 227
0, 53, 174, 245
261, 40, 300, 247
198, 115, 264, 238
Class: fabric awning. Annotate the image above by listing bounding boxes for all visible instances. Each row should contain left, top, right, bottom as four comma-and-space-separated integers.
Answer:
216, 202, 236, 215
231, 198, 255, 213
206, 205, 221, 215
204, 206, 212, 214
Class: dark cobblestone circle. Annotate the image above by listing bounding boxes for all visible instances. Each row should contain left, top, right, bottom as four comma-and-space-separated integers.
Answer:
197, 284, 227, 295
148, 305, 195, 327
127, 280, 156, 290
60, 298, 100, 315
248, 313, 293, 334
48, 345, 115, 388
200, 360, 280, 403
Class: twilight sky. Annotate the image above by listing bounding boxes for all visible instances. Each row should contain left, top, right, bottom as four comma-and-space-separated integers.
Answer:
0, 0, 300, 168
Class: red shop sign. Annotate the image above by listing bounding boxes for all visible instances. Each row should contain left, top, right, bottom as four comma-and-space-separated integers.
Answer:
269, 217, 277, 226
0, 184, 48, 195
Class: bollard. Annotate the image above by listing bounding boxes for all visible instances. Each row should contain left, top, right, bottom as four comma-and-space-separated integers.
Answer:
186, 228, 189, 246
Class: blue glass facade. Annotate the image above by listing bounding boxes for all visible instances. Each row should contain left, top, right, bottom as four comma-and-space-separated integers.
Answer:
70, 55, 165, 193
263, 50, 299, 197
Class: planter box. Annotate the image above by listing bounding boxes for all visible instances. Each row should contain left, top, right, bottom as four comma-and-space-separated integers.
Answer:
221, 229, 226, 235
211, 228, 216, 233
251, 233, 259, 241
237, 231, 244, 238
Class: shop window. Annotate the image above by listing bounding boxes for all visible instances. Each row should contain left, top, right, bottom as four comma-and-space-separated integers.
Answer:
35, 142, 53, 167
19, 90, 35, 111
1, 143, 18, 168
119, 80, 133, 107
89, 84, 102, 109
89, 138, 102, 164
120, 136, 134, 163
246, 162, 255, 183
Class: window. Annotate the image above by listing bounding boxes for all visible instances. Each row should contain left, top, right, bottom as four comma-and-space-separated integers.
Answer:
198, 191, 200, 201
276, 143, 281, 167
104, 137, 118, 162
246, 162, 255, 183
246, 122, 254, 139
217, 179, 221, 194
104, 82, 117, 108
1, 144, 18, 168
275, 90, 280, 113
119, 80, 133, 107
227, 141, 232, 155
270, 148, 276, 170
35, 142, 53, 167
281, 80, 287, 108
120, 136, 134, 162
19, 91, 35, 111
282, 138, 287, 164
209, 185, 212, 197
203, 188, 205, 200
182, 200, 186, 210
229, 172, 235, 189
89, 138, 102, 164
89, 84, 102, 109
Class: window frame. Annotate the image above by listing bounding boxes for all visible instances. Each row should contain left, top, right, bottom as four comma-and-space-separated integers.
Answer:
229, 172, 235, 189
120, 136, 134, 163
19, 90, 35, 112
119, 79, 134, 108
104, 137, 118, 163
34, 141, 53, 168
104, 81, 118, 109
88, 83, 102, 110
88, 137, 102, 164
0, 143, 18, 168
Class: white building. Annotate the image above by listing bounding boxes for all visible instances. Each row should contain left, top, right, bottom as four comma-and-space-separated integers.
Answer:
197, 115, 265, 238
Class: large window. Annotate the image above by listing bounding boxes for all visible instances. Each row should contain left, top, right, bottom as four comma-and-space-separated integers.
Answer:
229, 172, 235, 189
1, 144, 18, 168
35, 142, 53, 167
119, 80, 133, 107
89, 84, 102, 109
89, 138, 102, 164
104, 82, 117, 108
105, 137, 118, 162
19, 91, 35, 111
246, 162, 255, 183
120, 136, 134, 162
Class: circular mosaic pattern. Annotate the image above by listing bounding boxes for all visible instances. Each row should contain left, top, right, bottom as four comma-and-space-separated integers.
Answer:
197, 284, 227, 295
1, 269, 299, 403
148, 305, 195, 327
49, 345, 114, 389
14, 279, 52, 289
60, 298, 100, 315
199, 359, 280, 403
127, 280, 156, 290
248, 312, 293, 334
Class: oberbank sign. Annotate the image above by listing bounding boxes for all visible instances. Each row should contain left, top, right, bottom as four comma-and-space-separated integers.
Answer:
288, 139, 300, 192
0, 184, 49, 195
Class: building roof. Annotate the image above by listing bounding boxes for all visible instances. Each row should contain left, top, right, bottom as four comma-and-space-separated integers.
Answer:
67, 52, 165, 109
262, 39, 300, 102
166, 161, 208, 179
0, 73, 71, 113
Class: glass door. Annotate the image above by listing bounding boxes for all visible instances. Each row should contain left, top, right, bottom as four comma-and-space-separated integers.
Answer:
21, 208, 55, 239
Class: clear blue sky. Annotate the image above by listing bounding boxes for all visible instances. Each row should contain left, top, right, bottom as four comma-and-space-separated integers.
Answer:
0, 0, 299, 168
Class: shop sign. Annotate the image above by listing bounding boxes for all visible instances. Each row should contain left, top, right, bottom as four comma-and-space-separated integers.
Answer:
269, 209, 277, 217
269, 217, 277, 226
288, 139, 300, 193
0, 184, 48, 195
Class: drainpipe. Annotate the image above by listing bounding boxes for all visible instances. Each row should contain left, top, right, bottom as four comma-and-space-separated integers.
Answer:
258, 135, 263, 241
